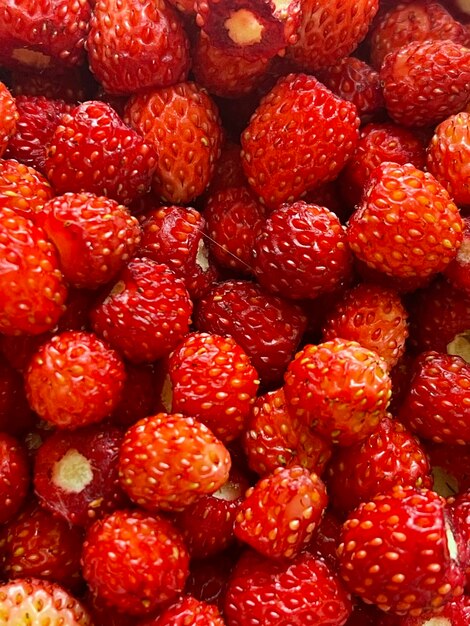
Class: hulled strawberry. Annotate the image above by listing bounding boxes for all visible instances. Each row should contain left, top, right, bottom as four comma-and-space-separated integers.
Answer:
0, 82, 18, 156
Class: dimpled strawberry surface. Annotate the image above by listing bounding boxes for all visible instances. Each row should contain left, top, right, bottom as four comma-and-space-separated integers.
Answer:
1, 1, 470, 625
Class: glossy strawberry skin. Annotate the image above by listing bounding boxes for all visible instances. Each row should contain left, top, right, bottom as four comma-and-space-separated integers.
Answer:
0, 432, 29, 524
284, 339, 391, 446
0, 207, 67, 335
0, 82, 18, 157
338, 486, 465, 616
241, 73, 360, 210
347, 162, 463, 280
119, 413, 231, 512
25, 330, 126, 430
82, 509, 190, 616
0, 158, 53, 220
139, 596, 226, 626
88, 0, 190, 95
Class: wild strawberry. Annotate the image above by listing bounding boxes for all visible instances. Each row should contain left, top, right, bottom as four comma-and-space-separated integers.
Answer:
240, 73, 360, 209
84, 592, 136, 626
112, 362, 163, 429
82, 509, 190, 616
399, 352, 470, 445
41, 192, 141, 289
445, 217, 470, 297
185, 549, 237, 612
166, 332, 259, 442
380, 39, 470, 127
88, 0, 190, 95
303, 181, 349, 223
90, 257, 192, 363
195, 279, 307, 384
0, 578, 92, 625
326, 416, 432, 513
0, 357, 35, 436
0, 501, 83, 588
322, 283, 409, 369
0, 0, 91, 71
369, 0, 468, 70
449, 490, 470, 581
398, 596, 470, 626
45, 100, 157, 205
33, 425, 126, 526
347, 162, 463, 280
338, 486, 465, 616
225, 550, 353, 625
426, 442, 470, 498
234, 465, 327, 559
125, 82, 223, 204
0, 158, 53, 221
0, 207, 67, 335
0, 432, 29, 524
204, 141, 246, 196
25, 330, 126, 429
139, 596, 226, 626
119, 412, 231, 512
243, 387, 332, 477
306, 510, 343, 572
138, 205, 217, 299
284, 339, 391, 446
9, 66, 91, 102
287, 0, 378, 71
0, 82, 18, 156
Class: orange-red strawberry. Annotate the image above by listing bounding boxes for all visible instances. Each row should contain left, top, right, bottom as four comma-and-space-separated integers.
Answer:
119, 412, 231, 511
445, 217, 470, 297
240, 73, 360, 210
0, 158, 53, 221
139, 596, 225, 626
0, 82, 18, 156
0, 432, 29, 524
87, 0, 190, 95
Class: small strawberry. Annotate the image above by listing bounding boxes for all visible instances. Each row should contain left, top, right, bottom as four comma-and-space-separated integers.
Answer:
449, 490, 470, 581
139, 596, 226, 626
112, 362, 163, 429
0, 82, 18, 156
0, 432, 29, 524
338, 486, 466, 616
119, 412, 231, 511
82, 509, 190, 616
398, 596, 470, 626
0, 158, 53, 221
284, 339, 391, 446
185, 549, 237, 612
0, 357, 35, 436
445, 217, 470, 297
9, 66, 91, 102
240, 73, 360, 209
426, 442, 470, 498
25, 330, 126, 429
204, 141, 246, 196
306, 510, 343, 572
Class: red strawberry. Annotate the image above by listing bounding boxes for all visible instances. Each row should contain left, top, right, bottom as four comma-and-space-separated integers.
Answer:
380, 39, 470, 127
0, 0, 91, 71
88, 0, 190, 95
25, 330, 126, 429
90, 257, 193, 363
139, 596, 225, 626
225, 550, 353, 625
204, 141, 246, 196
119, 412, 231, 512
306, 509, 343, 572
399, 351, 470, 445
45, 100, 157, 205
287, 0, 378, 71
0, 82, 18, 156
185, 549, 237, 612
112, 362, 163, 429
398, 596, 470, 626
284, 339, 391, 446
240, 73, 360, 209
0, 158, 53, 221
125, 82, 223, 204
195, 279, 307, 384
347, 162, 463, 280
0, 357, 35, 436
0, 432, 29, 524
426, 442, 470, 498
82, 509, 189, 616
9, 66, 91, 102
338, 486, 466, 616
41, 192, 141, 289
449, 490, 470, 581
0, 207, 67, 335
0, 578, 92, 625
445, 217, 470, 297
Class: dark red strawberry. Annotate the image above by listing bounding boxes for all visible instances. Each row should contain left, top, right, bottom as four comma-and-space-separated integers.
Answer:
204, 141, 246, 196
138, 596, 226, 626
426, 442, 470, 498
0, 82, 18, 156
185, 549, 237, 612
88, 0, 190, 95
0, 158, 53, 221
25, 330, 126, 429
112, 362, 163, 429
0, 432, 29, 524
306, 510, 343, 572
82, 509, 190, 616
0, 357, 35, 436
9, 66, 92, 102
445, 217, 470, 297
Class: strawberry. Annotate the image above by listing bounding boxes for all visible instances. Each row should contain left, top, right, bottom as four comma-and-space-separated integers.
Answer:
139, 596, 226, 626
284, 339, 392, 446
9, 66, 92, 102
25, 330, 126, 429
33, 425, 126, 526
90, 257, 193, 363
326, 416, 432, 513
166, 332, 260, 442
449, 490, 470, 581
321, 283, 409, 369
426, 442, 470, 498
398, 596, 470, 626
204, 141, 246, 195
125, 82, 223, 204
225, 549, 353, 625
240, 73, 360, 210
112, 362, 163, 429
82, 509, 190, 615
0, 432, 29, 524
88, 0, 190, 95
195, 279, 307, 384
0, 207, 67, 335
45, 100, 157, 205
0, 578, 92, 625
185, 549, 237, 612
306, 509, 343, 572
41, 192, 141, 289
445, 217, 470, 297
119, 412, 231, 511
234, 465, 328, 559
0, 158, 53, 220
398, 351, 470, 445
337, 486, 466, 616
0, 357, 35, 436
0, 82, 18, 156
347, 162, 463, 280
380, 39, 470, 127
252, 200, 353, 300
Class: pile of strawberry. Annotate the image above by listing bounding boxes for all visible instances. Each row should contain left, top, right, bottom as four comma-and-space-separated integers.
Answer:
1, 0, 470, 624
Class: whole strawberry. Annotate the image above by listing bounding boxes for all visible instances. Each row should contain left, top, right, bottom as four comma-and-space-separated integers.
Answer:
0, 82, 18, 156
0, 432, 29, 524
0, 158, 53, 221
240, 73, 360, 210
138, 596, 226, 626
